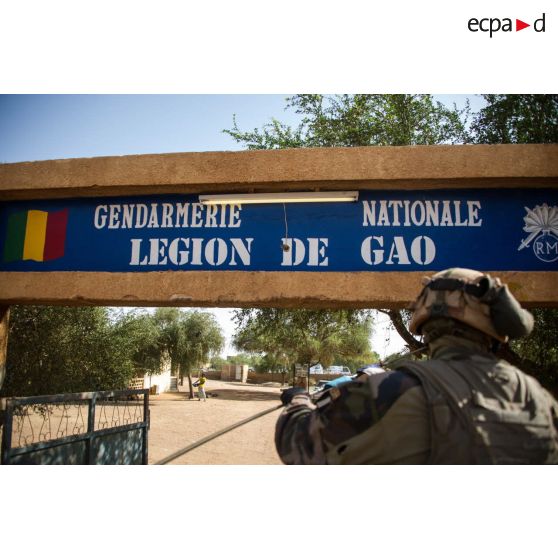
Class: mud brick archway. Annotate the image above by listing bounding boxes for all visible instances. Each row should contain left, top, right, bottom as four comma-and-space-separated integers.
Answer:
1, 144, 558, 386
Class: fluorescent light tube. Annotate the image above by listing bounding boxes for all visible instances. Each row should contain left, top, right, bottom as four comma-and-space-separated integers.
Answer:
199, 191, 359, 205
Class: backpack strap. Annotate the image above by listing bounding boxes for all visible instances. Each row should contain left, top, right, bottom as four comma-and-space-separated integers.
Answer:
397, 359, 493, 463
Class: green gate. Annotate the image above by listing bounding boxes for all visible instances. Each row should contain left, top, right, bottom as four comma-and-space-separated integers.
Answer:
1, 389, 149, 465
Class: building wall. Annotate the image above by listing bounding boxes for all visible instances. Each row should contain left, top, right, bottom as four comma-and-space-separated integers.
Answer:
129, 354, 173, 393
220, 364, 249, 383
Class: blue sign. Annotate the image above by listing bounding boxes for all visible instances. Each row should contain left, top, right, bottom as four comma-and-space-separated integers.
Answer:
1, 188, 557, 272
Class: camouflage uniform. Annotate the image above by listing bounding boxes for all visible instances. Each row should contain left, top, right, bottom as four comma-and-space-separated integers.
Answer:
275, 365, 428, 464
276, 337, 558, 464
275, 269, 558, 465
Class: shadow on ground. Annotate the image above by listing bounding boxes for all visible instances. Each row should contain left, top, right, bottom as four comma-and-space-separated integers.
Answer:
206, 388, 281, 402
149, 387, 281, 404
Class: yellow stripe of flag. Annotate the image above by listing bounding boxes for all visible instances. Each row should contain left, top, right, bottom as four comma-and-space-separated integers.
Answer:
23, 210, 48, 261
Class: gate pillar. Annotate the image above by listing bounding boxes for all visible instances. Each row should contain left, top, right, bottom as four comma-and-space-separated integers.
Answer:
0, 306, 9, 391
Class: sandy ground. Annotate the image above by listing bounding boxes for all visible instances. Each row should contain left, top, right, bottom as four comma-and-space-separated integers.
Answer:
148, 379, 284, 465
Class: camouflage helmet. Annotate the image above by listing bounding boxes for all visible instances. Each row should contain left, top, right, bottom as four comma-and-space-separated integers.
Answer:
409, 268, 534, 343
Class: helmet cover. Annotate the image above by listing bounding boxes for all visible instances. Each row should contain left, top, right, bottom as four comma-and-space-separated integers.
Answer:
409, 268, 532, 343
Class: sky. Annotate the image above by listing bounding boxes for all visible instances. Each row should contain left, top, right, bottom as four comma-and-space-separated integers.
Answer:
0, 94, 486, 164
0, 93, 486, 359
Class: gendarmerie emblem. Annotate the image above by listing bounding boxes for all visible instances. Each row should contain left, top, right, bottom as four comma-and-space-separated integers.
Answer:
518, 204, 558, 263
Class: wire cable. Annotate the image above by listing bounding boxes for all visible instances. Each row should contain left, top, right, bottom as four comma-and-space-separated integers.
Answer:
155, 403, 284, 465
283, 203, 288, 240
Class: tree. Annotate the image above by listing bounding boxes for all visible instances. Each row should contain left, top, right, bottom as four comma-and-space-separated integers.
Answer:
153, 308, 224, 396
110, 309, 164, 377
209, 355, 227, 369
176, 311, 224, 398
153, 307, 182, 377
341, 350, 382, 375
222, 353, 263, 368
225, 94, 468, 149
2, 306, 143, 397
121, 309, 224, 397
469, 94, 558, 395
470, 94, 558, 144
232, 308, 373, 383
1, 305, 225, 399
377, 309, 424, 353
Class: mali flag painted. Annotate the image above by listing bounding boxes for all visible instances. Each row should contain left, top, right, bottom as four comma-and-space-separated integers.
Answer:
3, 209, 69, 262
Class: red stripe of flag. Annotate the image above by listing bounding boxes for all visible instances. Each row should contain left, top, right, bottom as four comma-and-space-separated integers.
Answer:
43, 209, 69, 261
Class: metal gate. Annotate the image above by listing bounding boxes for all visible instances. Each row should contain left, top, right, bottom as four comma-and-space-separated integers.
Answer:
1, 389, 149, 465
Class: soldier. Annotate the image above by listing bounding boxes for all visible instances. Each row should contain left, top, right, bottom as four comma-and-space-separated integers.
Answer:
275, 268, 558, 464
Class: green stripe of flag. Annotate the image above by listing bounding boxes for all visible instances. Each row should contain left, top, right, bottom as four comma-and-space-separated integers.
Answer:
3, 211, 28, 262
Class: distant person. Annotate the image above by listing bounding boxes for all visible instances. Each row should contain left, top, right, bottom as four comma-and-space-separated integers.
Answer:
275, 268, 558, 464
194, 373, 207, 402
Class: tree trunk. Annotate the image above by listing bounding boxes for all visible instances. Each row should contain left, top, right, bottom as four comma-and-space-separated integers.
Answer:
187, 370, 194, 399
170, 357, 181, 386
0, 306, 10, 392
379, 309, 424, 352
382, 310, 544, 382
0, 306, 9, 428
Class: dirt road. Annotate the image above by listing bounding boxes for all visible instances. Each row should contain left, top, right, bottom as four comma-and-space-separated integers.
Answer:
148, 379, 284, 465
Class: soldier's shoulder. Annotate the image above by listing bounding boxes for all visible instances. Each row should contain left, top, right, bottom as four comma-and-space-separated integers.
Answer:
353, 367, 422, 420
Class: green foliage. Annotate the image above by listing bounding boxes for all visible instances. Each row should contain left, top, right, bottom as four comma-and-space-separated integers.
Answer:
254, 353, 288, 374
470, 94, 558, 144
2, 306, 138, 396
177, 311, 224, 375
2, 306, 224, 397
224, 94, 469, 149
209, 355, 227, 369
222, 353, 262, 368
341, 351, 382, 374
470, 95, 558, 393
511, 308, 558, 395
153, 307, 183, 375
111, 309, 163, 376
232, 308, 373, 370
153, 308, 224, 397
